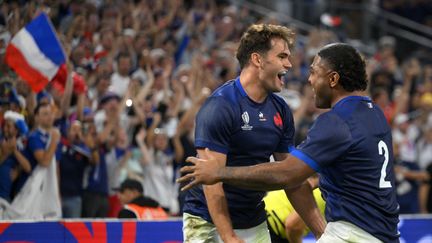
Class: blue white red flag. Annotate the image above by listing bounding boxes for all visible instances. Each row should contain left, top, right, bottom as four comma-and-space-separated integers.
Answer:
5, 13, 67, 92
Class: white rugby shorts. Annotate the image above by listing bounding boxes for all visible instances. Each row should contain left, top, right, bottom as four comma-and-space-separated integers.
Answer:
183, 212, 271, 243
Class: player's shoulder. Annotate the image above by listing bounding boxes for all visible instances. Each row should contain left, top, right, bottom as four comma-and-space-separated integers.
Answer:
331, 96, 375, 120
331, 96, 390, 131
316, 110, 345, 124
198, 81, 238, 118
313, 111, 351, 136
202, 80, 244, 114
210, 80, 239, 105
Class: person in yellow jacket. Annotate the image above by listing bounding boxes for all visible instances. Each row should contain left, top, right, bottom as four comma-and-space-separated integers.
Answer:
264, 177, 326, 243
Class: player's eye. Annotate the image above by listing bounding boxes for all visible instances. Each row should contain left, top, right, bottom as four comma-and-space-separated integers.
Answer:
278, 54, 288, 59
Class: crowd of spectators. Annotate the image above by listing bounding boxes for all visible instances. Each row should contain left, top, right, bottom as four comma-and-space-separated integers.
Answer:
381, 0, 432, 26
0, 0, 431, 219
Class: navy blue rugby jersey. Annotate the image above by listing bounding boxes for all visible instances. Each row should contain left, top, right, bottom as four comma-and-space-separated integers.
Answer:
291, 96, 399, 242
183, 77, 295, 229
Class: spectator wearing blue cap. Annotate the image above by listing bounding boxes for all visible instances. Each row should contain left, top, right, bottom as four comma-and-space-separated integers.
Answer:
36, 90, 53, 105
0, 111, 31, 202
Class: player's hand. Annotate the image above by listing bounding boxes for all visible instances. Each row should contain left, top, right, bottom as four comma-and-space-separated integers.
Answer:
177, 148, 224, 191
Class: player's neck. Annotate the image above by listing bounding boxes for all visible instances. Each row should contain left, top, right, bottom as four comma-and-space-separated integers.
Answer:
239, 70, 268, 103
331, 90, 366, 108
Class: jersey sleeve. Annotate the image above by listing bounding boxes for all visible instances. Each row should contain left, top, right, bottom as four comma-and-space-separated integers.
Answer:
194, 97, 234, 154
28, 133, 45, 153
275, 106, 295, 153
291, 112, 352, 172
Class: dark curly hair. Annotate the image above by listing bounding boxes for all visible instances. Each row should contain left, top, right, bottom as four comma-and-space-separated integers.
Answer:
318, 43, 368, 92
236, 24, 295, 69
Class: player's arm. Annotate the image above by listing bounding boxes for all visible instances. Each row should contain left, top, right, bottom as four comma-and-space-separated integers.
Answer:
180, 150, 314, 191
200, 148, 244, 243
284, 211, 306, 243
189, 96, 243, 242
273, 153, 325, 239
179, 113, 350, 192
283, 181, 325, 239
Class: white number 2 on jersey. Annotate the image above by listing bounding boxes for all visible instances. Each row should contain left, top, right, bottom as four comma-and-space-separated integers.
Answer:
378, 140, 392, 188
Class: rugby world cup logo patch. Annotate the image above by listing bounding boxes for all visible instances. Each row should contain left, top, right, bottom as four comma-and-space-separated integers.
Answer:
241, 111, 253, 130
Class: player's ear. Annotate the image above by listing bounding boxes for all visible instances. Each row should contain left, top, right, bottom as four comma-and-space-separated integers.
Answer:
250, 53, 262, 68
328, 71, 340, 88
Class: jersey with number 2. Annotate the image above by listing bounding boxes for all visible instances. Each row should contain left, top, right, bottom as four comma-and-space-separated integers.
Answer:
291, 96, 399, 242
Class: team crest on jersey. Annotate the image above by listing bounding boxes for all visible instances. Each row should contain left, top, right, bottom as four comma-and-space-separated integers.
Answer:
241, 111, 253, 130
273, 112, 283, 128
259, 112, 266, 121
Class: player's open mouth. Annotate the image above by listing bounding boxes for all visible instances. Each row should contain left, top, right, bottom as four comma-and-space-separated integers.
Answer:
277, 71, 287, 81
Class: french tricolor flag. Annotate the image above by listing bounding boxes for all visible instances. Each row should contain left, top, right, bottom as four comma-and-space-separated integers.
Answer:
5, 13, 67, 93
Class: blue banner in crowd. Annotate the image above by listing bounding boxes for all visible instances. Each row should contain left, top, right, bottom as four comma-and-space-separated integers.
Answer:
0, 216, 431, 242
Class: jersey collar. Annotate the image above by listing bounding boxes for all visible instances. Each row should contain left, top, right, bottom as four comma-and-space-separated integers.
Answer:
333, 95, 372, 109
234, 76, 248, 97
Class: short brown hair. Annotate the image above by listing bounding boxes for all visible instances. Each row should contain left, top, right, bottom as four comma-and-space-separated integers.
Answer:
236, 24, 295, 69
